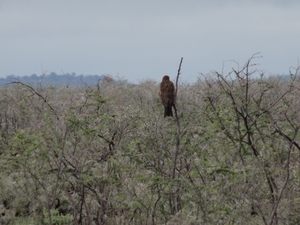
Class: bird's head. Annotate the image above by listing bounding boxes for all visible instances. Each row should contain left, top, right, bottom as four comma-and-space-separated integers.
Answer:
162, 75, 170, 81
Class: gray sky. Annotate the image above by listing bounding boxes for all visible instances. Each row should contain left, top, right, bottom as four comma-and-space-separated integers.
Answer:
1, 0, 300, 83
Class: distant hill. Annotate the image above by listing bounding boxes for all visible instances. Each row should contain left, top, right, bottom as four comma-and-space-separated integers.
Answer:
0, 72, 106, 87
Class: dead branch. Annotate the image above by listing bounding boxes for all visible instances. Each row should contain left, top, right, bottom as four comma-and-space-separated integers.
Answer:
11, 81, 59, 120
172, 57, 183, 180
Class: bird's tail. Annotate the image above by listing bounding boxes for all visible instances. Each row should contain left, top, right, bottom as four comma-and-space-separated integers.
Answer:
164, 106, 173, 117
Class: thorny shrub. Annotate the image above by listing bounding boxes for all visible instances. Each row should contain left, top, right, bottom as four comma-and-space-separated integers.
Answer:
0, 56, 300, 225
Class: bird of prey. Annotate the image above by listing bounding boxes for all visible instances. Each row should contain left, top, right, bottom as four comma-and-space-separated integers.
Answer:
159, 75, 175, 117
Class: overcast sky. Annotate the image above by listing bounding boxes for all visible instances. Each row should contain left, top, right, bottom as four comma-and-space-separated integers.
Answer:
1, 1, 300, 83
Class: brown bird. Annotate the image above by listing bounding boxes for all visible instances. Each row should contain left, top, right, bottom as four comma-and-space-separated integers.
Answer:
159, 75, 175, 117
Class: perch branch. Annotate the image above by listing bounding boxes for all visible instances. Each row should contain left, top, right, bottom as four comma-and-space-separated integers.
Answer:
172, 57, 183, 179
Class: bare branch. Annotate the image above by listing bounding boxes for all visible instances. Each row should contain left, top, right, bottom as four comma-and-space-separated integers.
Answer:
172, 57, 183, 180
175, 57, 183, 100
11, 81, 59, 120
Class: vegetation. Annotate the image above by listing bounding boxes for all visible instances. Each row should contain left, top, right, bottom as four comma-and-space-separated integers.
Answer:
0, 55, 300, 225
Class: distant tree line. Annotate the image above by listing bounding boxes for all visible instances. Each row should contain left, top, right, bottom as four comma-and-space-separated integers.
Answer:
0, 72, 107, 87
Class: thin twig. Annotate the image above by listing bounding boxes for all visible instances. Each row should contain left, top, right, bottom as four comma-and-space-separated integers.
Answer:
175, 57, 183, 100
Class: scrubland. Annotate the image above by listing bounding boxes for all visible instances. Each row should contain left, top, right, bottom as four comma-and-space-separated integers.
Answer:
1, 57, 300, 225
